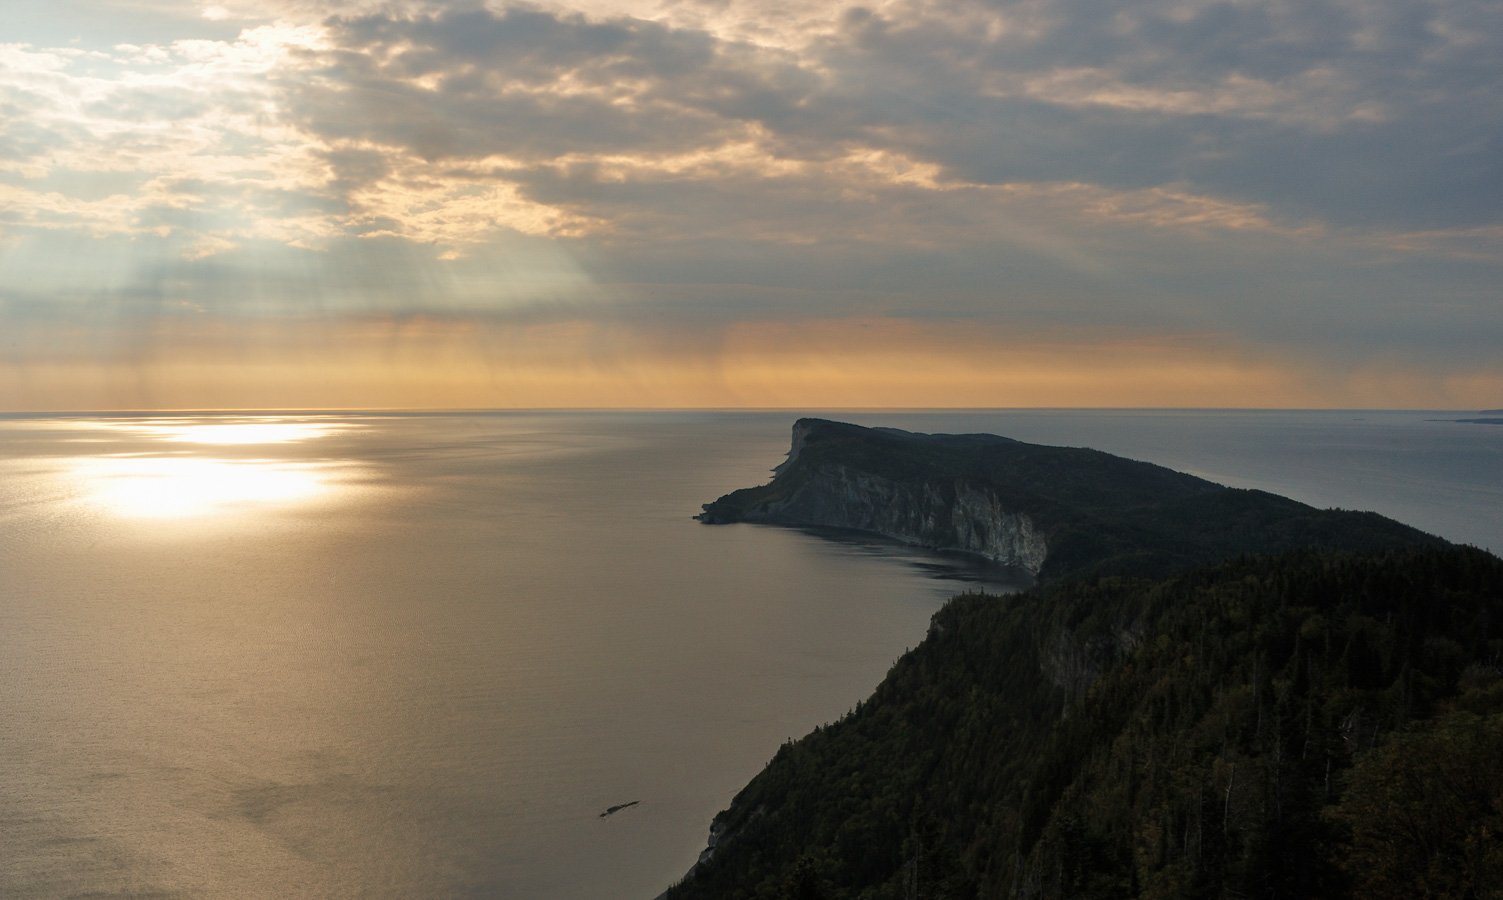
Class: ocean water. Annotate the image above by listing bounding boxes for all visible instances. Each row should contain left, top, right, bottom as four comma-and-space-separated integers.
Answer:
0, 410, 1497, 900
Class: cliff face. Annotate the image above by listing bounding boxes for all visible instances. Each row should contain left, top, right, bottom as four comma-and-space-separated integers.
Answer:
735, 463, 1048, 572
699, 418, 1444, 582
701, 418, 1049, 572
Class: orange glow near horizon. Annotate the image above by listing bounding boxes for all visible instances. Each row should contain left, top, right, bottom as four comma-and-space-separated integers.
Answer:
3, 316, 1499, 412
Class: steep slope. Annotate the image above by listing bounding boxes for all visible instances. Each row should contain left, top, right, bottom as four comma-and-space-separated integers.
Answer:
665, 545, 1503, 900
698, 419, 1441, 579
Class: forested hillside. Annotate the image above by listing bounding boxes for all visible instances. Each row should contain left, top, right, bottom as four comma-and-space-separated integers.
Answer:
667, 546, 1503, 900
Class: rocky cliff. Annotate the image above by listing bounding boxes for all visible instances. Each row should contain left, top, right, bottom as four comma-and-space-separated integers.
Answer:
698, 418, 1443, 581
700, 419, 1048, 571
717, 463, 1048, 572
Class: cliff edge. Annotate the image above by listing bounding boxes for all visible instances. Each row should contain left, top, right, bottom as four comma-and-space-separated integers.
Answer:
698, 419, 1440, 580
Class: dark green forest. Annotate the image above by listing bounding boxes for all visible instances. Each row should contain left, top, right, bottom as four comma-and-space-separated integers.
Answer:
667, 546, 1503, 900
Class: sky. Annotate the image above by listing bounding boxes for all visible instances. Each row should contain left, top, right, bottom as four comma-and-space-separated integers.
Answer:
1, 0, 1500, 409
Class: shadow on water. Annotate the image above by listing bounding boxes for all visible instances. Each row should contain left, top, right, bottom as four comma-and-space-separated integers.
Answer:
790, 526, 1036, 595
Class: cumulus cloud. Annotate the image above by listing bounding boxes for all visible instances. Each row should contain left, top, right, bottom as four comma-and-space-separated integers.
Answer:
10, 0, 1500, 251
1, 0, 1500, 406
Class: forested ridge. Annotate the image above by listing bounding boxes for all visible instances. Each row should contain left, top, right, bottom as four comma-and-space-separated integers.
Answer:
667, 545, 1503, 900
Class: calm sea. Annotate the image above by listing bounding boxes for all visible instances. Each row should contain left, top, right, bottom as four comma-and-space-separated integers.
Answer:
0, 410, 1498, 899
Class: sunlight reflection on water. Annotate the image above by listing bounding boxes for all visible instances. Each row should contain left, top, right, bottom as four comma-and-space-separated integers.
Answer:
23, 416, 368, 520
68, 456, 344, 519
3, 411, 987, 900
137, 420, 349, 445
0, 410, 1494, 900
85, 418, 352, 445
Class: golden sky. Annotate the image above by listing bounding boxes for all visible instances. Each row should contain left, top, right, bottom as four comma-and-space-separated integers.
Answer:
2, 0, 1500, 409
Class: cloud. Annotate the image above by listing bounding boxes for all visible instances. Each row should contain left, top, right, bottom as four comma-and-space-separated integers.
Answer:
7, 0, 1501, 254
0, 27, 336, 245
0, 0, 1499, 409
273, 0, 1503, 242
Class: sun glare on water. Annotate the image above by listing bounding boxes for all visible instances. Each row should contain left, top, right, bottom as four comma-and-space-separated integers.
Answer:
75, 457, 338, 519
49, 417, 361, 520
129, 420, 347, 445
